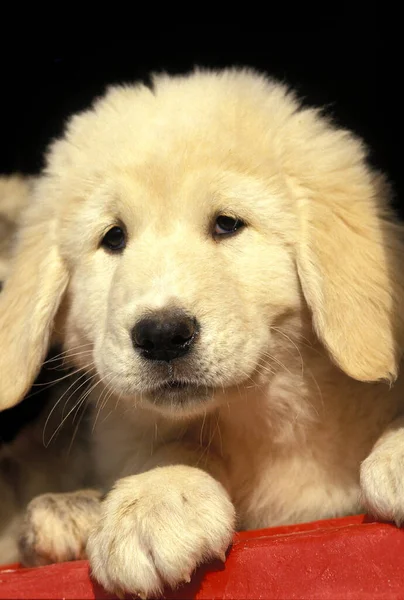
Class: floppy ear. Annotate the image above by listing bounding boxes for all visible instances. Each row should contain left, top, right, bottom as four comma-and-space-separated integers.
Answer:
0, 209, 68, 410
296, 170, 404, 383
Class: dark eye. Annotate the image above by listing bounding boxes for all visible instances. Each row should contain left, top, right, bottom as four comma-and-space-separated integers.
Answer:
214, 215, 245, 237
101, 226, 126, 251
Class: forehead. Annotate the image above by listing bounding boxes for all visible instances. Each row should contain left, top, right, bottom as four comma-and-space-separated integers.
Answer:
56, 72, 297, 232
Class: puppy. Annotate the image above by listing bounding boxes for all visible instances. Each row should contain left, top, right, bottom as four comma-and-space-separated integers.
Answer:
0, 69, 404, 597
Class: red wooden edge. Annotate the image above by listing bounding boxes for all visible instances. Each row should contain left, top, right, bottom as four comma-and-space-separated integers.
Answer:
0, 514, 403, 599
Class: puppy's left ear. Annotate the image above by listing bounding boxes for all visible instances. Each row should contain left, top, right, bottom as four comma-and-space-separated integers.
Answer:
0, 204, 68, 411
296, 160, 404, 384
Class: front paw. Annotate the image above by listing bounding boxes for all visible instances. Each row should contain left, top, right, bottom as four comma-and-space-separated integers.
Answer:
19, 490, 102, 566
87, 466, 235, 598
360, 447, 404, 525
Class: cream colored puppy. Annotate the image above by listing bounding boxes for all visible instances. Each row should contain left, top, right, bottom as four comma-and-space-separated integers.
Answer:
1, 69, 404, 597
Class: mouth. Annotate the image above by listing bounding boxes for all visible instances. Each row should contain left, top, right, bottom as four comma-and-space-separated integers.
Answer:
146, 379, 212, 406
162, 380, 190, 390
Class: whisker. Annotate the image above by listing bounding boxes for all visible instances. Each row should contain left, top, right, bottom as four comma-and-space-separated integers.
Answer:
273, 325, 325, 357
199, 409, 207, 447
45, 369, 113, 448
43, 343, 94, 365
257, 361, 276, 375
260, 351, 292, 375
60, 368, 98, 420
67, 396, 92, 456
45, 391, 90, 448
31, 360, 96, 388
92, 375, 120, 433
270, 327, 304, 375
307, 368, 324, 412
42, 368, 96, 446
47, 351, 95, 371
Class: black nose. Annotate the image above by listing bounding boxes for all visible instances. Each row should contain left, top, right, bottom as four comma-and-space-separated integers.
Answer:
132, 310, 198, 362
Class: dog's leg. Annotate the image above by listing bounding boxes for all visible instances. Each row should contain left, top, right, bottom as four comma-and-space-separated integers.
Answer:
360, 416, 404, 524
19, 489, 102, 566
86, 443, 235, 599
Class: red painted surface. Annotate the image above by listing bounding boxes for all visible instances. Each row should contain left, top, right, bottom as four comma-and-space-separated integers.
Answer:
0, 515, 403, 599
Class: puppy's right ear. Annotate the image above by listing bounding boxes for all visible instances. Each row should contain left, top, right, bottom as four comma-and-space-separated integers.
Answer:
0, 209, 68, 410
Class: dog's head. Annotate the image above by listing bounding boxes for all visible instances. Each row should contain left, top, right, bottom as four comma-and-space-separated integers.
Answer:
1, 69, 403, 416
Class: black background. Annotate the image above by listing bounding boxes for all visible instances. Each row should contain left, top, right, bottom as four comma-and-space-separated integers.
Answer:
0, 28, 403, 438
0, 30, 402, 213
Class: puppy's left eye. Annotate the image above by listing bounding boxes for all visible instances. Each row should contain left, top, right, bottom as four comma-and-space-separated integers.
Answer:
101, 226, 126, 251
214, 215, 245, 237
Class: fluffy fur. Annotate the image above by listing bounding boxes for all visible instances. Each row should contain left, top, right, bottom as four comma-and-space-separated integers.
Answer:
1, 69, 404, 597
0, 175, 92, 563
0, 175, 33, 281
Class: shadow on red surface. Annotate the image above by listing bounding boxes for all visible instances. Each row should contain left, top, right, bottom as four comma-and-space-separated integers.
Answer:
0, 514, 403, 599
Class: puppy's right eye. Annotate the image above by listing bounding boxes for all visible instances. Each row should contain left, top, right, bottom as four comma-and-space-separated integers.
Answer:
101, 226, 126, 251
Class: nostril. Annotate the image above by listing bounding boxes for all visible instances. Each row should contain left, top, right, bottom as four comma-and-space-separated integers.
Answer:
171, 333, 191, 346
170, 320, 195, 348
140, 338, 155, 351
132, 322, 154, 350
